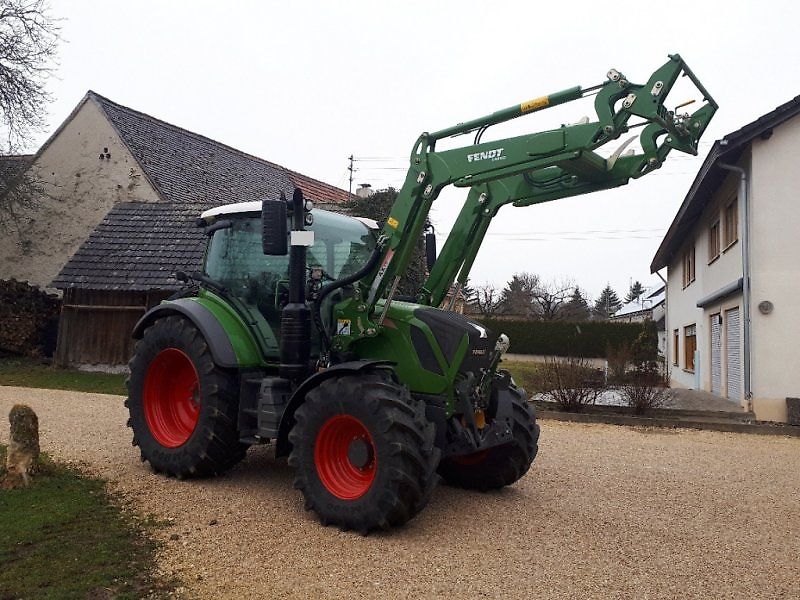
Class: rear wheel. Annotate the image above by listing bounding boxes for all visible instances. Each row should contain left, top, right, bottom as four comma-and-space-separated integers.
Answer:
126, 315, 248, 478
288, 370, 439, 533
438, 385, 539, 491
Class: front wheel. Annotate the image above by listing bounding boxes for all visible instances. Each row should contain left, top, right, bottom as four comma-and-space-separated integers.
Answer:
438, 385, 539, 491
288, 370, 440, 533
126, 315, 247, 478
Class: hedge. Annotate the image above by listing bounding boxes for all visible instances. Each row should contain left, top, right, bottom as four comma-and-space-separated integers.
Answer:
477, 318, 647, 358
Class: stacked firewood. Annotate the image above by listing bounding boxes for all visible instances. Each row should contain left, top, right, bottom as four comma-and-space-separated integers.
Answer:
0, 279, 61, 356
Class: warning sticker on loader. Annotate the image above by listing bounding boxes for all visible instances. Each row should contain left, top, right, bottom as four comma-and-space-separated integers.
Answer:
336, 319, 352, 336
520, 95, 549, 113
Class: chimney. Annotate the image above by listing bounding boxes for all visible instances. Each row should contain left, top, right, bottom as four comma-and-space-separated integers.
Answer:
356, 183, 374, 199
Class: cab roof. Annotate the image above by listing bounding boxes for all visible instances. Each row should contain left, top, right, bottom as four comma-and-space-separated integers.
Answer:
200, 201, 379, 230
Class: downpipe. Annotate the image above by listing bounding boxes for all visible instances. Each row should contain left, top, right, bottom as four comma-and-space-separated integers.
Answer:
655, 269, 668, 379
718, 161, 752, 411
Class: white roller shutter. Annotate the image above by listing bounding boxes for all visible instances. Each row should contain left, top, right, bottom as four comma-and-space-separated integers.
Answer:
711, 314, 722, 395
726, 308, 741, 401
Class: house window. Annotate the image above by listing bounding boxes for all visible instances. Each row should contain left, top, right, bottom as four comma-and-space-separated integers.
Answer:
709, 219, 720, 262
724, 197, 738, 248
684, 324, 697, 372
673, 329, 679, 365
682, 245, 695, 288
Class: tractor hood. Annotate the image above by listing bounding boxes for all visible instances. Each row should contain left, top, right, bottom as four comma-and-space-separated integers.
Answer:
371, 301, 498, 379
410, 306, 497, 376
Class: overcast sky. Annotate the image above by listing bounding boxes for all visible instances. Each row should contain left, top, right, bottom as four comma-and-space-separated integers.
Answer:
37, 0, 800, 302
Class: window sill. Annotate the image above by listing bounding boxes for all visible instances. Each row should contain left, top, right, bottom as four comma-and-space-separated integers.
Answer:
722, 239, 738, 253
708, 254, 720, 266
682, 368, 695, 374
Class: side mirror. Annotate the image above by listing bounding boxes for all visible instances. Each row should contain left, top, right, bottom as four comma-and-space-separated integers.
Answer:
262, 197, 288, 255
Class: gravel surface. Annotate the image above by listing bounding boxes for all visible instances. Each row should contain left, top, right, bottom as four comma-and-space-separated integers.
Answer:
2, 385, 799, 599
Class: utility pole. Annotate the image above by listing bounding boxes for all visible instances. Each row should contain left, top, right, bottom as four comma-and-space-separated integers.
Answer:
347, 154, 355, 197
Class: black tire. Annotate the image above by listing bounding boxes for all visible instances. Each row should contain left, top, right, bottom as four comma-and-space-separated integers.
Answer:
288, 370, 440, 533
438, 385, 539, 491
125, 315, 247, 478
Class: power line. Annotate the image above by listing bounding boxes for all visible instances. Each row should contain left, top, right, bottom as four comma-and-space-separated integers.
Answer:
493, 235, 665, 241
352, 156, 406, 161
486, 227, 666, 236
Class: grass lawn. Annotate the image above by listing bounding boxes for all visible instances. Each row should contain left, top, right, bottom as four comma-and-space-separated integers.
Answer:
0, 445, 172, 599
0, 358, 543, 396
0, 358, 126, 396
500, 359, 546, 395
4, 357, 544, 399
0, 354, 544, 400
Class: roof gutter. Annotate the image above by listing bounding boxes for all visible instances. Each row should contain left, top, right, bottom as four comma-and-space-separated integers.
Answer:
718, 159, 752, 410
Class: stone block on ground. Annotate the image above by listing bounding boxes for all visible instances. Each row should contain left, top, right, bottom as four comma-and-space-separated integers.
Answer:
1, 404, 40, 489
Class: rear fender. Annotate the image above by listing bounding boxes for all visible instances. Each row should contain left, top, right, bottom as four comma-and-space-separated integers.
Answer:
132, 298, 262, 368
275, 360, 395, 457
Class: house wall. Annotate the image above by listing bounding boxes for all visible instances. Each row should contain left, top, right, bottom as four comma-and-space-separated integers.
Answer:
747, 114, 800, 422
665, 170, 744, 400
0, 98, 160, 290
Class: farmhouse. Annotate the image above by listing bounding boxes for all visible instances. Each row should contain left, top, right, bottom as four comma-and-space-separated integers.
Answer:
0, 91, 352, 367
651, 95, 800, 423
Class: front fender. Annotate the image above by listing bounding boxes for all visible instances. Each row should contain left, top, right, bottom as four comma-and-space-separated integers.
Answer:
132, 297, 263, 369
275, 360, 395, 457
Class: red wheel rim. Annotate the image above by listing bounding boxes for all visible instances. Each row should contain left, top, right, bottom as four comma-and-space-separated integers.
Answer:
314, 415, 377, 500
143, 348, 201, 448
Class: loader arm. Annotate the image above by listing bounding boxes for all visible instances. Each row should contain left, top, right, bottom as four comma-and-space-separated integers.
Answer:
332, 54, 716, 352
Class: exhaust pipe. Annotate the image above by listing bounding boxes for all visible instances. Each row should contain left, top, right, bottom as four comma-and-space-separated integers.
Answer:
279, 188, 312, 381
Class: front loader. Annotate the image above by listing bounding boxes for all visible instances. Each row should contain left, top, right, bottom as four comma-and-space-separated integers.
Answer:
126, 54, 716, 532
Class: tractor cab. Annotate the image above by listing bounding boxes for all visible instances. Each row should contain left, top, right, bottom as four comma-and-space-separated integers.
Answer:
199, 201, 378, 359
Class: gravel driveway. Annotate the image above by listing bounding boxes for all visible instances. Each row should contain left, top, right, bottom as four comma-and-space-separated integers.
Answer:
2, 386, 798, 599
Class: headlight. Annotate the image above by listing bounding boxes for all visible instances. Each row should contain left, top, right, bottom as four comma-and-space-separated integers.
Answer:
495, 333, 510, 355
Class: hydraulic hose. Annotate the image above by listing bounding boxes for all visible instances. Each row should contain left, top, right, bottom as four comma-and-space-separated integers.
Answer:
313, 242, 385, 351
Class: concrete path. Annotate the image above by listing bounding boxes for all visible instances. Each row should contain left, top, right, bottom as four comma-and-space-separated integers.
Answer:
665, 387, 746, 413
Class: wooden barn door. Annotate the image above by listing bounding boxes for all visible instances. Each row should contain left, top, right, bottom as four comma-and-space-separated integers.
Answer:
55, 289, 170, 367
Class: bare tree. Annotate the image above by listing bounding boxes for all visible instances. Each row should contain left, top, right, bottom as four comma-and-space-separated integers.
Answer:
473, 282, 500, 317
0, 0, 60, 150
0, 0, 60, 228
531, 277, 573, 320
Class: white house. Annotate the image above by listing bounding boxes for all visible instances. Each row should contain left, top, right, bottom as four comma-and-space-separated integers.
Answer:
651, 95, 800, 423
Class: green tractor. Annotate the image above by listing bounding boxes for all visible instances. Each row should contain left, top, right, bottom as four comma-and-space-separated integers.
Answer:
126, 55, 716, 532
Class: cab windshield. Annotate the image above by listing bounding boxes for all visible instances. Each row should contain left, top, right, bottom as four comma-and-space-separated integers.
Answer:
204, 209, 376, 324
